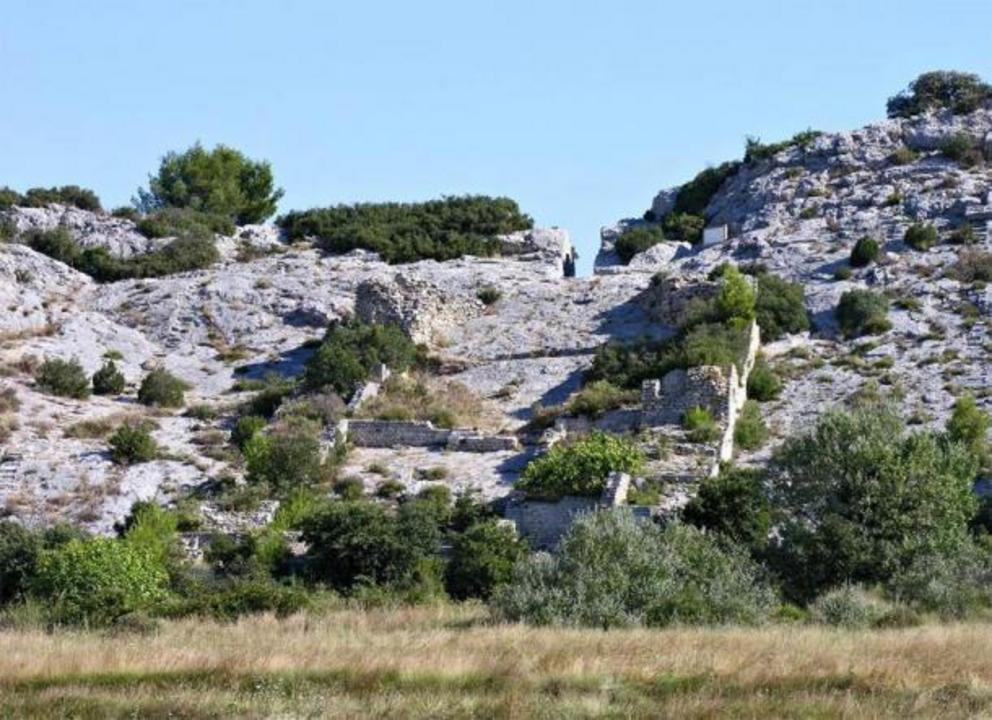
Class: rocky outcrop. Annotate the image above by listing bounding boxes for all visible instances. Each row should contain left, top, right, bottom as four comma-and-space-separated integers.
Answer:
9, 204, 159, 258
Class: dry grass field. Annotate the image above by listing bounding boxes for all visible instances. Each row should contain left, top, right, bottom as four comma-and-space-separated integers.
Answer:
2, 604, 992, 718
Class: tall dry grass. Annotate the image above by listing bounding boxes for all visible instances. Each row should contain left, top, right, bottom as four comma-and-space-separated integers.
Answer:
3, 604, 992, 717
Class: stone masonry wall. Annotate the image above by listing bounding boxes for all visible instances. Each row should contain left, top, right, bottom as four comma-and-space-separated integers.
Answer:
337, 418, 519, 452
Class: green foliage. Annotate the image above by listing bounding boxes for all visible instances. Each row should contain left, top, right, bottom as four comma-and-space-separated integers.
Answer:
0, 522, 41, 604
565, 380, 637, 418
833, 264, 853, 281
493, 510, 776, 628
850, 236, 880, 267
836, 289, 891, 338
122, 502, 178, 569
754, 273, 808, 341
515, 431, 645, 500
673, 162, 740, 216
887, 71, 992, 118
277, 195, 532, 264
26, 225, 219, 282
108, 424, 158, 465
661, 212, 705, 244
163, 577, 311, 621
244, 420, 324, 494
35, 357, 90, 399
135, 206, 235, 239
946, 395, 990, 466
138, 143, 283, 224
241, 374, 297, 418
809, 584, 893, 628
952, 247, 992, 283
683, 406, 719, 443
476, 286, 502, 305
445, 520, 528, 600
682, 466, 771, 555
0, 185, 101, 211
904, 223, 938, 251
886, 542, 992, 619
734, 400, 768, 450
950, 224, 977, 245
888, 146, 919, 165
138, 369, 188, 408
304, 319, 418, 398
713, 265, 756, 322
615, 225, 664, 264
300, 500, 440, 592
91, 360, 125, 395
231, 414, 266, 450
770, 404, 979, 602
744, 129, 822, 163
747, 356, 782, 401
31, 538, 169, 626
940, 133, 985, 167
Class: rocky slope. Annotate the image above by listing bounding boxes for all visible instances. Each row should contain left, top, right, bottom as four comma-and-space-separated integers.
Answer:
3, 103, 992, 534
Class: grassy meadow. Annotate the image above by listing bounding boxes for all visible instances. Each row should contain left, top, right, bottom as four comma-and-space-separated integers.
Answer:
3, 604, 992, 718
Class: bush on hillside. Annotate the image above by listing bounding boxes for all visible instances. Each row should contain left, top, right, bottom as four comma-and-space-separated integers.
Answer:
713, 265, 756, 323
445, 520, 528, 600
231, 414, 266, 450
0, 522, 42, 605
809, 584, 893, 628
493, 509, 776, 628
138, 369, 188, 408
952, 247, 992, 283
683, 405, 720, 443
515, 431, 644, 500
734, 400, 768, 450
244, 419, 324, 494
850, 236, 880, 267
137, 143, 283, 224
91, 360, 126, 395
566, 380, 638, 418
31, 538, 169, 626
673, 162, 741, 216
770, 404, 979, 602
743, 129, 822, 163
615, 225, 664, 264
836, 289, 891, 338
0, 185, 101, 212
682, 466, 771, 555
940, 133, 985, 167
946, 395, 990, 466
35, 357, 90, 399
108, 424, 158, 465
747, 356, 782, 401
661, 212, 705, 244
904, 223, 938, 251
277, 196, 533, 264
887, 71, 992, 118
304, 319, 418, 398
135, 206, 235, 239
754, 273, 808, 341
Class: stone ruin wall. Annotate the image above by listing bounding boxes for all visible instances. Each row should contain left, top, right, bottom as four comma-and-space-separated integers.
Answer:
336, 418, 519, 453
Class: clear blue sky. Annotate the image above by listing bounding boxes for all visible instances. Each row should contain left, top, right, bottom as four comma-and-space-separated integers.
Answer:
3, 0, 991, 273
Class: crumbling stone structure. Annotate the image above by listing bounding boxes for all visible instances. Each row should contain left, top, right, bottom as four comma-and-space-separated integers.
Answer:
336, 418, 519, 452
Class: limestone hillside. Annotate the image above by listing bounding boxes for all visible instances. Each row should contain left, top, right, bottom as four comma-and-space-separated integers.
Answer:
2, 101, 992, 535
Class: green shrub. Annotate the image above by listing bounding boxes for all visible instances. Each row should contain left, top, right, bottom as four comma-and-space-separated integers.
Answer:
242, 374, 297, 418
755, 273, 809, 341
949, 224, 977, 245
244, 420, 323, 494
168, 577, 310, 621
771, 404, 979, 602
850, 236, 880, 267
683, 406, 720, 443
25, 227, 80, 266
743, 129, 822, 163
476, 286, 502, 305
566, 380, 637, 418
833, 264, 853, 281
0, 185, 101, 211
940, 133, 984, 167
137, 143, 283, 224
747, 356, 782, 401
35, 357, 90, 399
31, 538, 169, 626
138, 369, 188, 408
661, 212, 705, 244
615, 225, 664, 264
946, 395, 990, 466
809, 584, 892, 628
91, 360, 126, 395
108, 424, 158, 465
277, 196, 532, 264
112, 206, 140, 220
231, 415, 266, 450
493, 510, 776, 628
952, 247, 992, 283
673, 162, 740, 216
0, 522, 42, 604
888, 147, 919, 165
300, 500, 439, 592
886, 543, 992, 619
836, 289, 891, 338
445, 520, 528, 600
734, 400, 768, 450
122, 502, 179, 569
304, 320, 418, 398
516, 431, 644, 500
887, 71, 992, 118
682, 466, 771, 555
135, 206, 235, 239
713, 265, 756, 322
904, 223, 938, 251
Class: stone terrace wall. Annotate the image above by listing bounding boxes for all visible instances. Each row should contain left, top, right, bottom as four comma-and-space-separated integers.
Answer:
337, 419, 519, 452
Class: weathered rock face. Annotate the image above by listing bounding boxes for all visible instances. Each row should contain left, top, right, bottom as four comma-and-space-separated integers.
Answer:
9, 204, 159, 258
